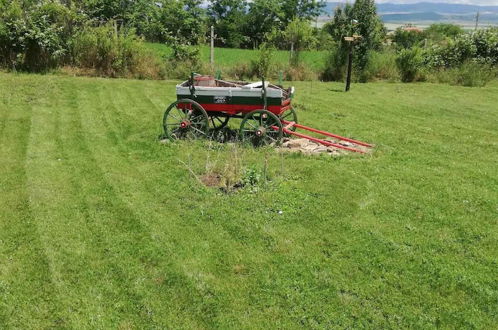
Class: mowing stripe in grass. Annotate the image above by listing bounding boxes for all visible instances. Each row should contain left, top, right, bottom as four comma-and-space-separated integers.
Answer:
72, 80, 229, 327
0, 78, 64, 328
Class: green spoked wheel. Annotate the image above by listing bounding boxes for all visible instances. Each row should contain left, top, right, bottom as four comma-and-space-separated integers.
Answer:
209, 115, 230, 130
163, 99, 209, 140
279, 106, 298, 132
239, 110, 283, 146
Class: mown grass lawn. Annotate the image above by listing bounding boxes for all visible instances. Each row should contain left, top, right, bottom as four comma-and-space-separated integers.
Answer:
146, 43, 327, 71
0, 72, 497, 328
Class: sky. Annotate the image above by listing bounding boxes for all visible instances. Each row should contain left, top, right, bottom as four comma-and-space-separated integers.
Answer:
372, 0, 498, 5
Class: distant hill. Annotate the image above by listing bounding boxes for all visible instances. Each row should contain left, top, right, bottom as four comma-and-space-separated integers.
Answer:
323, 2, 498, 24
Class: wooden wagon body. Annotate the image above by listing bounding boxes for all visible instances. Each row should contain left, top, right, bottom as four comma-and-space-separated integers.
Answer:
176, 76, 294, 116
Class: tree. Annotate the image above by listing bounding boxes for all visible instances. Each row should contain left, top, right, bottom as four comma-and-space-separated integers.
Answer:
280, 0, 326, 24
324, 0, 385, 81
393, 28, 425, 49
352, 0, 385, 75
424, 23, 463, 43
158, 0, 206, 44
284, 17, 316, 65
245, 0, 284, 49
207, 0, 247, 48
322, 4, 354, 80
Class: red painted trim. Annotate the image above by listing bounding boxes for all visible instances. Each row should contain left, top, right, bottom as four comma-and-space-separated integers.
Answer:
178, 103, 287, 116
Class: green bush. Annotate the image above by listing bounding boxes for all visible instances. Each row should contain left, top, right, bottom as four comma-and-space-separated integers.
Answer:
424, 28, 498, 69
251, 43, 275, 79
164, 40, 207, 79
72, 23, 165, 79
426, 61, 496, 87
0, 1, 76, 71
320, 46, 347, 81
393, 28, 425, 49
362, 50, 399, 81
396, 47, 423, 82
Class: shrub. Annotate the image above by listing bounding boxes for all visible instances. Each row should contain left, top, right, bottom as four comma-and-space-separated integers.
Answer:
424, 28, 498, 69
426, 61, 496, 87
362, 50, 399, 81
71, 23, 165, 79
396, 47, 423, 82
283, 62, 317, 81
0, 1, 76, 71
164, 40, 207, 79
251, 43, 275, 79
424, 23, 463, 43
393, 28, 425, 49
226, 62, 253, 80
320, 47, 347, 81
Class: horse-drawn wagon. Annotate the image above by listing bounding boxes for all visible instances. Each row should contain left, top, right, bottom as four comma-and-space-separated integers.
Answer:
162, 74, 372, 153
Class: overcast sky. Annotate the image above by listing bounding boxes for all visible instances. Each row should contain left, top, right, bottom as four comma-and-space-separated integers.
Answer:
372, 0, 498, 5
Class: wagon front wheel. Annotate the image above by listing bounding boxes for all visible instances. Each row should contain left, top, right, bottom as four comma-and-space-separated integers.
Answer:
163, 99, 209, 140
279, 106, 298, 132
239, 110, 283, 146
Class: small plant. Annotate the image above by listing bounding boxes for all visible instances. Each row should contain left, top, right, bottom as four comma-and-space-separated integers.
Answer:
251, 42, 275, 79
242, 166, 262, 188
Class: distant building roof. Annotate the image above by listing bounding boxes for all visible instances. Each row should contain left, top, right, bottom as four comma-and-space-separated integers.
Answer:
402, 26, 423, 32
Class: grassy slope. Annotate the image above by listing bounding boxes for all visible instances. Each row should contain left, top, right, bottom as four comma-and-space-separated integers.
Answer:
146, 43, 327, 71
0, 73, 497, 328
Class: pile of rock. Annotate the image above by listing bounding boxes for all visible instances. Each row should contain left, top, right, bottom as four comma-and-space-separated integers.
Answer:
279, 138, 366, 156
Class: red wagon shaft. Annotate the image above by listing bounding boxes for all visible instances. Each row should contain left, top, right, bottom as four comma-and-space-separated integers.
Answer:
162, 74, 373, 153
278, 121, 372, 154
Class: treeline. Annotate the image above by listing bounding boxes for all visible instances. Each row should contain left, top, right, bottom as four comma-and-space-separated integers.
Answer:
1, 0, 497, 86
0, 0, 328, 76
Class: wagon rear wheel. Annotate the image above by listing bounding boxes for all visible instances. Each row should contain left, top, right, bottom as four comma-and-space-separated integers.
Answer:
239, 110, 283, 146
163, 99, 209, 140
279, 106, 298, 132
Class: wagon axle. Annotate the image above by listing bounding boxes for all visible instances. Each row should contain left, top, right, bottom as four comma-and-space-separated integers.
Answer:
255, 127, 266, 137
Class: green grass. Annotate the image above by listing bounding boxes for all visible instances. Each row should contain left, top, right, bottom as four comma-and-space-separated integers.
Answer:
1, 72, 497, 328
146, 43, 327, 71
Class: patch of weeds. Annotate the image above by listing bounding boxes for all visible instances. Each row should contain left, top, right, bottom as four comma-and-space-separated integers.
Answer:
241, 166, 263, 192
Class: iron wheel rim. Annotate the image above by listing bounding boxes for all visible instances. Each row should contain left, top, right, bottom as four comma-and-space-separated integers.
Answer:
163, 99, 209, 140
239, 110, 283, 146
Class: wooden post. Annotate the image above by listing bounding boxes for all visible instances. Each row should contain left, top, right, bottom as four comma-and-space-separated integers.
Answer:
345, 40, 353, 92
210, 25, 214, 66
290, 42, 294, 64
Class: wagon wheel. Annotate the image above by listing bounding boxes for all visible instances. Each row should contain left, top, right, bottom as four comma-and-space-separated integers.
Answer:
279, 106, 298, 132
209, 115, 230, 130
163, 99, 209, 140
239, 110, 283, 146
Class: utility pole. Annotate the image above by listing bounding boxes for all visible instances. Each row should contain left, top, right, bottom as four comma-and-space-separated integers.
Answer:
475, 10, 480, 30
210, 25, 215, 66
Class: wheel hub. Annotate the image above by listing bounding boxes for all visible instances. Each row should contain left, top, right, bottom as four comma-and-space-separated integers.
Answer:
256, 127, 266, 137
180, 120, 190, 128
